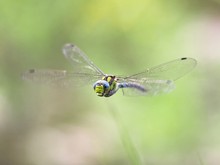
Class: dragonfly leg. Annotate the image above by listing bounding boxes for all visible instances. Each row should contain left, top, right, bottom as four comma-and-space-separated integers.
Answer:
105, 86, 120, 97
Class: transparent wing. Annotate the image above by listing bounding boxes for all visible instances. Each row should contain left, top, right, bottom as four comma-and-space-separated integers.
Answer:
62, 43, 105, 75
118, 79, 175, 96
126, 57, 197, 81
117, 57, 197, 96
22, 43, 105, 87
22, 69, 102, 87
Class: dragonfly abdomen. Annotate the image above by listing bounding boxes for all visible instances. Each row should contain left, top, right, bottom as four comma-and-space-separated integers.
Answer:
118, 82, 147, 92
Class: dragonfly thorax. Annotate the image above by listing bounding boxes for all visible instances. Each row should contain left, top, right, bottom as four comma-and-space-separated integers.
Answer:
93, 75, 118, 97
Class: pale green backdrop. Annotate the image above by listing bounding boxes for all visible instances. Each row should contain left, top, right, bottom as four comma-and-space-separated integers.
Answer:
0, 0, 220, 165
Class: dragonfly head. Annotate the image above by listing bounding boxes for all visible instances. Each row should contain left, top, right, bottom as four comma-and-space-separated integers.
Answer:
93, 80, 110, 97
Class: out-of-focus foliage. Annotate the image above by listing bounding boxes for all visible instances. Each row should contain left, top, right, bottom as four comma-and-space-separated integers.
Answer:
1, 0, 220, 164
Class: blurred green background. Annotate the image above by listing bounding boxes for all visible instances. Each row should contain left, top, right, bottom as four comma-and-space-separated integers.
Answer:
1, 0, 220, 165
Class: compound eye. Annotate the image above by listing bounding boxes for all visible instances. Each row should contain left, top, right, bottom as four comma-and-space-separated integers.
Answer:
102, 81, 110, 89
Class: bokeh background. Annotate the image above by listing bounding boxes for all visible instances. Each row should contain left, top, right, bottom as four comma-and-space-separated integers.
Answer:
1, 0, 220, 165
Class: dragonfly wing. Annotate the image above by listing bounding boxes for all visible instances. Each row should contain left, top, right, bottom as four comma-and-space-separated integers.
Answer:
126, 57, 197, 81
62, 43, 105, 75
118, 79, 175, 96
117, 57, 196, 96
22, 69, 102, 87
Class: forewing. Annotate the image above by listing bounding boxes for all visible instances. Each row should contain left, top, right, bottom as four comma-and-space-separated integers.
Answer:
22, 69, 102, 88
62, 43, 105, 75
127, 57, 197, 81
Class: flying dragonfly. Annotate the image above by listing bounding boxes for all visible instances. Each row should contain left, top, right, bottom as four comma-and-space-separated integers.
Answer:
22, 43, 197, 97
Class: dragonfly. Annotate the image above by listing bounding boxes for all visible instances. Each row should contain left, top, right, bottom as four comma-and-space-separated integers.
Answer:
22, 43, 197, 97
